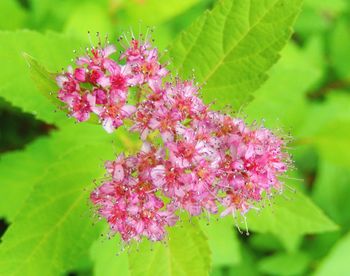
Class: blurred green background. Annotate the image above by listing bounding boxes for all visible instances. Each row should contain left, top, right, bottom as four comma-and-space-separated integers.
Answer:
1, 0, 350, 275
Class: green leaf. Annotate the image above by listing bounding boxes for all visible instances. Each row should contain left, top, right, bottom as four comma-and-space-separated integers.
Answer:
0, 137, 116, 275
311, 120, 350, 167
0, 124, 114, 222
315, 232, 350, 276
0, 135, 54, 221
170, 0, 303, 109
0, 0, 27, 30
305, 0, 346, 14
249, 233, 283, 252
228, 247, 259, 276
258, 252, 310, 276
200, 216, 241, 267
294, 0, 346, 38
122, 0, 200, 25
298, 92, 350, 137
28, 0, 109, 31
128, 220, 211, 276
244, 42, 322, 131
90, 234, 130, 276
243, 183, 338, 252
0, 30, 81, 125
313, 160, 350, 227
22, 53, 62, 108
330, 19, 350, 79
64, 2, 113, 43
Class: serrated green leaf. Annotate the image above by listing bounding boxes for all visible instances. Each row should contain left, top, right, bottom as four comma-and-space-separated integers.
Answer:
170, 0, 303, 109
0, 138, 115, 275
0, 30, 81, 125
258, 252, 310, 276
129, 220, 211, 276
315, 232, 350, 276
0, 123, 114, 222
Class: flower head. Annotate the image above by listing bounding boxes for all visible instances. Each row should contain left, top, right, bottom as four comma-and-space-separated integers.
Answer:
55, 32, 291, 243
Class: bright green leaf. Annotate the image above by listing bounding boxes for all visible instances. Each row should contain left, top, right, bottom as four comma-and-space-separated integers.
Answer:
170, 0, 303, 109
0, 141, 115, 275
0, 122, 129, 275
305, 0, 346, 14
129, 220, 211, 276
22, 53, 62, 108
64, 3, 113, 42
121, 0, 200, 25
0, 0, 27, 30
200, 216, 241, 267
0, 30, 81, 125
90, 234, 130, 276
0, 123, 115, 222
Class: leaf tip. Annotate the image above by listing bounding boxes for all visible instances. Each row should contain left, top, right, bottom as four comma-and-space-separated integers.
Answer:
22, 52, 34, 67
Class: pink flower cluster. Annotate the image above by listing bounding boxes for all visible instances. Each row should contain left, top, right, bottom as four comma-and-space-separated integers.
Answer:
56, 38, 167, 132
56, 36, 290, 243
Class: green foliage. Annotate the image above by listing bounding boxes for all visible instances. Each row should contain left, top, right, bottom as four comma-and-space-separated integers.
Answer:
63, 2, 113, 42
258, 252, 310, 275
0, 0, 27, 30
245, 42, 322, 130
244, 184, 338, 252
171, 0, 303, 109
330, 19, 350, 79
90, 235, 130, 276
313, 160, 350, 227
0, 141, 113, 275
0, 30, 81, 125
315, 232, 350, 276
121, 0, 200, 26
22, 53, 63, 108
0, 124, 114, 222
300, 92, 350, 166
129, 220, 211, 276
200, 217, 241, 267
1, 0, 349, 275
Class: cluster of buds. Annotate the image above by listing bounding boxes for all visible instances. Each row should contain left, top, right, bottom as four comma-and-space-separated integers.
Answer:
56, 33, 290, 243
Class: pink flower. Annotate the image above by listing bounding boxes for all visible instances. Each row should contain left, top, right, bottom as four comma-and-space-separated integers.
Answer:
54, 32, 291, 243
